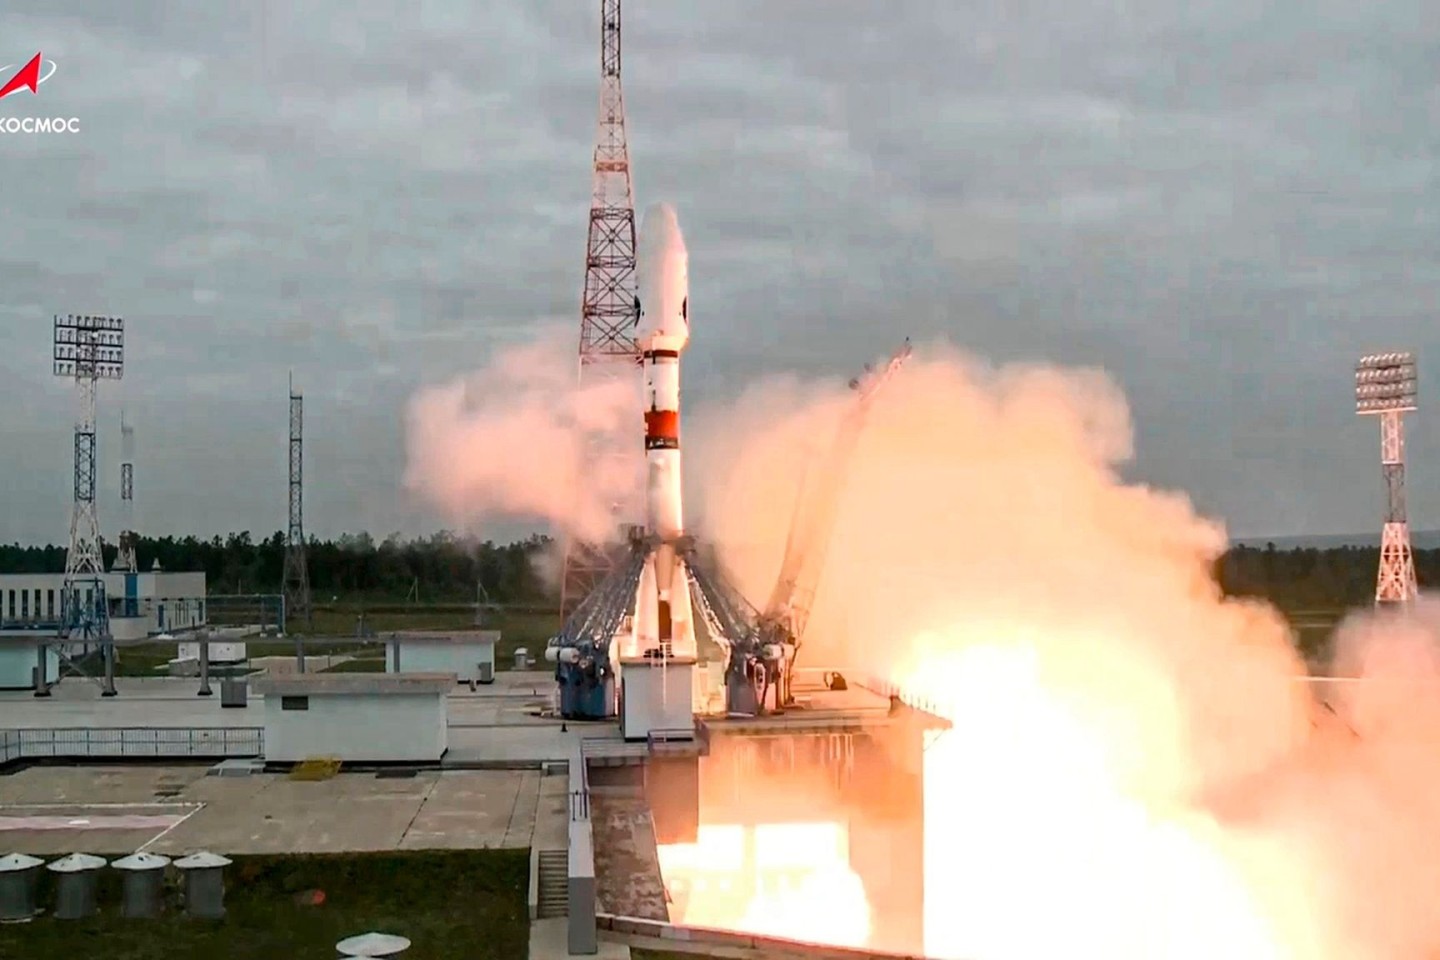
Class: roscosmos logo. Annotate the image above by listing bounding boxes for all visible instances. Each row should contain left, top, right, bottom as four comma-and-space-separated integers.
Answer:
0, 52, 80, 134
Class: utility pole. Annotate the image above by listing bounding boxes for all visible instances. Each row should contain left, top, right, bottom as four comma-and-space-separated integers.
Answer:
1356, 352, 1419, 604
559, 0, 643, 622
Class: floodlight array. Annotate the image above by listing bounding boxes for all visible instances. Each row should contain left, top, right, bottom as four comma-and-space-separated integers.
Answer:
1358, 351, 1415, 370
1356, 351, 1417, 413
53, 314, 125, 380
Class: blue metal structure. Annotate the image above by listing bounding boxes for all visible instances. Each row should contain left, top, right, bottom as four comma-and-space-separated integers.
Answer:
60, 577, 109, 643
551, 537, 649, 720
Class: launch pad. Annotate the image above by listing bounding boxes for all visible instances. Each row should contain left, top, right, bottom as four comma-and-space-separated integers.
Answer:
540, 195, 935, 953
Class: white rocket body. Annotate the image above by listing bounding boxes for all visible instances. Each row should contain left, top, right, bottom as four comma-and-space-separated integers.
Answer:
633, 202, 696, 658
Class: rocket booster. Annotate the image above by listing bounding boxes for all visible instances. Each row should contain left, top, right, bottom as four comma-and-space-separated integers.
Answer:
633, 202, 695, 658
636, 202, 689, 539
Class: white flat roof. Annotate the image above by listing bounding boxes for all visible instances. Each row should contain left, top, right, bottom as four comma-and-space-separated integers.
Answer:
252, 672, 456, 696
391, 630, 500, 645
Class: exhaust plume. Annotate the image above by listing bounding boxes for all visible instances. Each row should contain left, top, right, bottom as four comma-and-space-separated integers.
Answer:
405, 324, 1440, 957
692, 341, 1440, 959
403, 326, 640, 541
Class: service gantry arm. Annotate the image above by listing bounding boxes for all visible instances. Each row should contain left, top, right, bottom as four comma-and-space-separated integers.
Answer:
755, 339, 913, 708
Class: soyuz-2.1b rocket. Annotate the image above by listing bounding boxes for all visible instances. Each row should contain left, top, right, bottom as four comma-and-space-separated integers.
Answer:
631, 202, 698, 660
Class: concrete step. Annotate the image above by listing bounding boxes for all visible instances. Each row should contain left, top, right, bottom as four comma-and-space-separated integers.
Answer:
536, 849, 568, 918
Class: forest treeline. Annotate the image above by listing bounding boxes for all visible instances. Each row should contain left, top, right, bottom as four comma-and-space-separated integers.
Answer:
0, 532, 554, 604
1217, 543, 1426, 611
0, 534, 1421, 612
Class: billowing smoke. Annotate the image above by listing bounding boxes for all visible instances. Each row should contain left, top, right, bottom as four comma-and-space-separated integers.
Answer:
402, 326, 641, 542
405, 324, 1440, 957
691, 341, 1440, 959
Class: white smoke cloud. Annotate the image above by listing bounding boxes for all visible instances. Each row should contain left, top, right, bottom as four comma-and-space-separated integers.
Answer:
402, 326, 641, 541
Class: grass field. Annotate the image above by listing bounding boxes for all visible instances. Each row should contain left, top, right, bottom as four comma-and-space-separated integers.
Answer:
0, 849, 529, 960
86, 606, 560, 677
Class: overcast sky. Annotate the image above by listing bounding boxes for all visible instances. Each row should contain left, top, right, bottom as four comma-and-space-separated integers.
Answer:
0, 1, 1436, 545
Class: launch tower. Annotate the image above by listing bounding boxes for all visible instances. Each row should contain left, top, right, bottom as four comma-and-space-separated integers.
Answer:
282, 375, 312, 630
560, 0, 643, 619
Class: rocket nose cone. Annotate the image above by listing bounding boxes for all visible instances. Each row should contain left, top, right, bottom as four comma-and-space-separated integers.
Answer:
639, 201, 687, 261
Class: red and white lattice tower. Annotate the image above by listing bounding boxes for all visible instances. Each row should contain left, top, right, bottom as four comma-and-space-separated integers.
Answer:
1356, 352, 1419, 605
559, 0, 643, 618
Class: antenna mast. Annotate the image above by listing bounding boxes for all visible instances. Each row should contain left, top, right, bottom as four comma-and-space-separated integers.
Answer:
282, 374, 312, 628
560, 0, 642, 619
115, 410, 137, 573
1356, 352, 1419, 604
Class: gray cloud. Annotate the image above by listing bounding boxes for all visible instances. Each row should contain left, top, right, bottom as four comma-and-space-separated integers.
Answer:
0, 0, 1436, 545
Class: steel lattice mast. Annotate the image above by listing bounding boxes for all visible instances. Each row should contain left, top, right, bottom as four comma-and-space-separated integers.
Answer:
53, 315, 123, 577
1356, 352, 1419, 604
559, 0, 643, 619
282, 374, 312, 628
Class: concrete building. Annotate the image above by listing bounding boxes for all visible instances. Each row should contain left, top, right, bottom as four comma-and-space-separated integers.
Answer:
0, 571, 207, 642
177, 633, 247, 665
386, 630, 498, 684
251, 672, 455, 763
0, 637, 59, 690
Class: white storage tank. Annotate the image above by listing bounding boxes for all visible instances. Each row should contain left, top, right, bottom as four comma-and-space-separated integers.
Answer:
251, 672, 455, 763
386, 630, 498, 685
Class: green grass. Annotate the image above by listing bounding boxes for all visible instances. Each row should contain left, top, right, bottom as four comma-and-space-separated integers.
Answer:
295, 608, 557, 668
0, 849, 529, 960
88, 608, 558, 678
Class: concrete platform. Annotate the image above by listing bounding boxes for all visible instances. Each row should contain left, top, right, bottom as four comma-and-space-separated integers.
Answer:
531, 917, 631, 960
698, 683, 896, 737
0, 764, 545, 855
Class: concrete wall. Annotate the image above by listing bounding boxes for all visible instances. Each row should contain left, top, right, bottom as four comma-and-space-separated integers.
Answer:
567, 740, 598, 955
177, 640, 247, 663
848, 725, 926, 956
387, 638, 495, 683
0, 644, 59, 690
260, 692, 447, 763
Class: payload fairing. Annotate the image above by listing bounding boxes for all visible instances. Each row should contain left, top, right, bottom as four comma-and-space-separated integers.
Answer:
632, 202, 698, 660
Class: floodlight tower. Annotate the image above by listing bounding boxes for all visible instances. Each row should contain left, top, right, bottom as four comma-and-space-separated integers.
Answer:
281, 374, 312, 630
1356, 352, 1419, 604
52, 315, 123, 577
114, 411, 138, 573
559, 0, 644, 620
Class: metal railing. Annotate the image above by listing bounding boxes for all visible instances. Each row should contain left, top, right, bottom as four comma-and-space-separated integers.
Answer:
568, 787, 591, 822
0, 726, 263, 762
